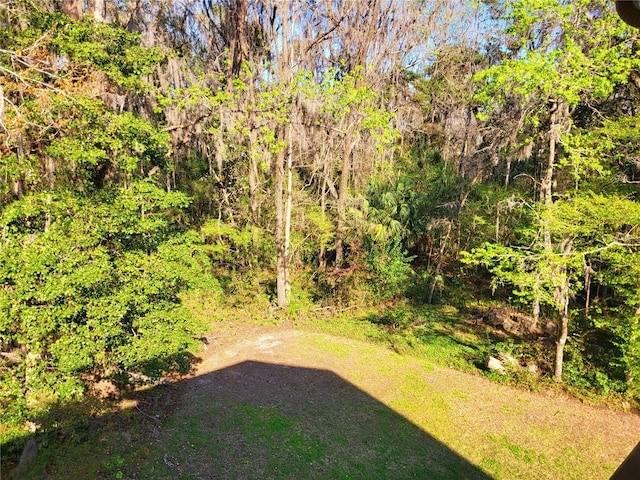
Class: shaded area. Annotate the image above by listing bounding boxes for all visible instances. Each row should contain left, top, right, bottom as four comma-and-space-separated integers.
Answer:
156, 361, 493, 479
3, 360, 493, 479
611, 442, 640, 480
363, 304, 491, 368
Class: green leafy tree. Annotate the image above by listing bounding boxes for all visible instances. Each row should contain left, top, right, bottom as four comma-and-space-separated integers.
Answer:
0, 8, 166, 200
470, 0, 640, 382
0, 4, 214, 425
361, 179, 418, 299
0, 183, 217, 423
547, 195, 640, 396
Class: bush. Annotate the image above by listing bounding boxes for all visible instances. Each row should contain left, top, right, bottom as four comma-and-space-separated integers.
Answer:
365, 240, 415, 300
0, 183, 216, 425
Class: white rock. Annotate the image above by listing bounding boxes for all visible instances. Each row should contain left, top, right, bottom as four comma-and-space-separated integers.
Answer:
485, 356, 506, 374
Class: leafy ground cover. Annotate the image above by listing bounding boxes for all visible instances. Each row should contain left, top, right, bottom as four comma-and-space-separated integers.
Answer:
2, 303, 639, 479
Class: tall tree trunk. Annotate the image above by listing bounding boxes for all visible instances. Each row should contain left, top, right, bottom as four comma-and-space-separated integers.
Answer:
319, 151, 336, 270
335, 131, 354, 267
45, 155, 55, 189
542, 99, 571, 381
44, 193, 51, 233
215, 105, 225, 178
93, 0, 106, 22
319, 181, 327, 270
542, 98, 568, 206
11, 133, 25, 198
554, 309, 569, 381
227, 0, 249, 77
505, 157, 511, 187
584, 262, 593, 317
542, 130, 556, 208
428, 220, 452, 303
554, 268, 570, 381
248, 129, 260, 225
62, 0, 83, 20
553, 239, 572, 380
274, 131, 289, 307
284, 123, 293, 299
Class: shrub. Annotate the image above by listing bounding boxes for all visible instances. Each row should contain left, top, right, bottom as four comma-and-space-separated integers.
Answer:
0, 183, 216, 425
365, 240, 415, 300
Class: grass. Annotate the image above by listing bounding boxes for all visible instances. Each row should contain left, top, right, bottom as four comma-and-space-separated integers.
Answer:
294, 298, 634, 407
295, 300, 490, 372
2, 293, 638, 479
128, 362, 491, 480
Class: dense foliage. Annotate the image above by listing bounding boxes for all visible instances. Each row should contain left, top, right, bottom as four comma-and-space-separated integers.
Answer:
0, 5, 215, 424
1, 0, 640, 433
0, 185, 215, 422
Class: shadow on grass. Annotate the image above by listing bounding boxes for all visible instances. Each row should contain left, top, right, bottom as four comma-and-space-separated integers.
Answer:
3, 360, 494, 480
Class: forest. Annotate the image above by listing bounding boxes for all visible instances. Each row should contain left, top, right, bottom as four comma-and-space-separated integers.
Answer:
1, 0, 640, 472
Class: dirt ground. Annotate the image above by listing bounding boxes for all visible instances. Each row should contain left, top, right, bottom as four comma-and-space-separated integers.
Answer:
156, 322, 640, 479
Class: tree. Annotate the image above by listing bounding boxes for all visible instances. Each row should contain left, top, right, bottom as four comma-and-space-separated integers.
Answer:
469, 0, 640, 381
0, 2, 215, 423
